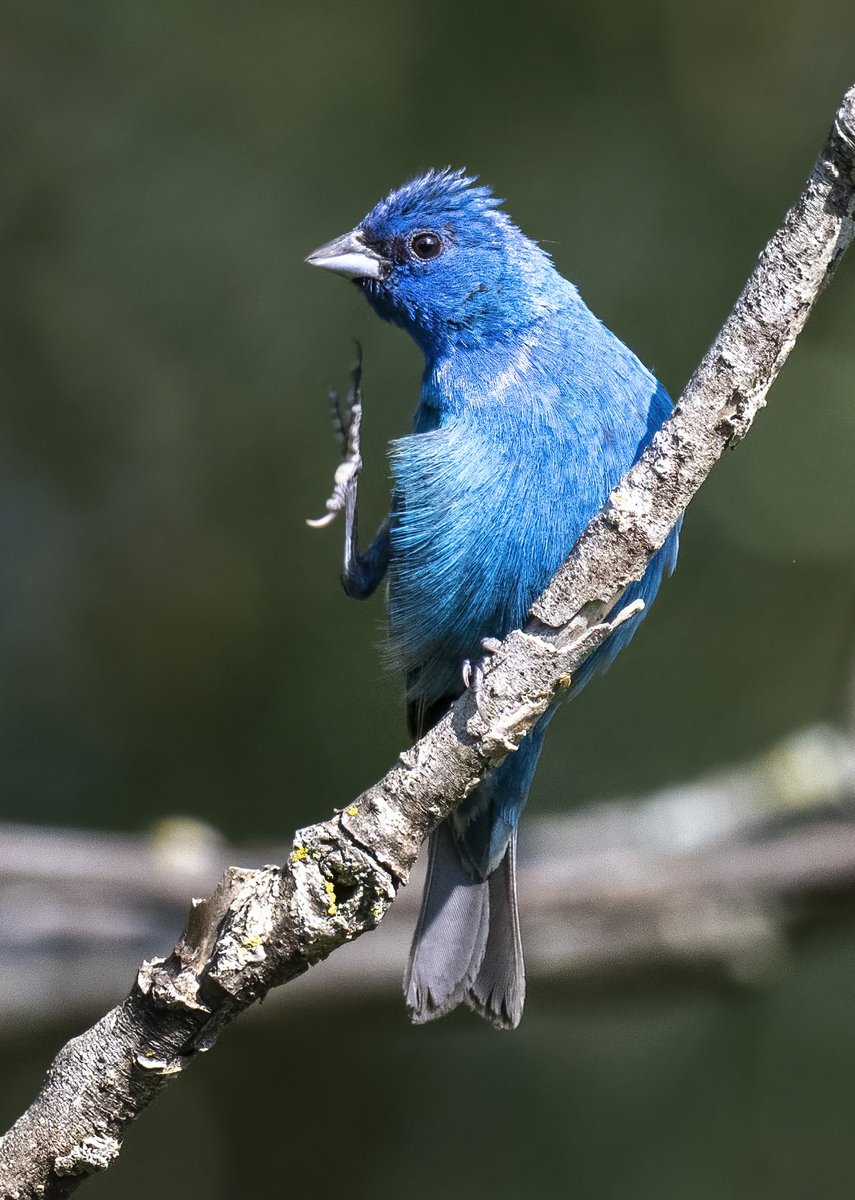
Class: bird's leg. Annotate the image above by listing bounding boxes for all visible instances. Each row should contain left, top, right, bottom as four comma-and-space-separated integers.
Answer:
307, 348, 364, 530
307, 347, 390, 599
463, 637, 504, 712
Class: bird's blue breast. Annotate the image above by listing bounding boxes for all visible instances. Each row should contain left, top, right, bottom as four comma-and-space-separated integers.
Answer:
386, 302, 675, 705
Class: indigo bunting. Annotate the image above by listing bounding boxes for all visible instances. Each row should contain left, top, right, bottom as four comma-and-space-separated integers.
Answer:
307, 169, 679, 1029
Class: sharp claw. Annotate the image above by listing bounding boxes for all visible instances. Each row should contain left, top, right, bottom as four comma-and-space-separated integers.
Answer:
463, 656, 487, 716
307, 458, 359, 530
311, 349, 365, 534
611, 598, 645, 628
306, 511, 339, 528
462, 636, 503, 716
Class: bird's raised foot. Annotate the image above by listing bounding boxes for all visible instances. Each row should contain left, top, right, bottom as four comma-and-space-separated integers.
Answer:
307, 347, 364, 528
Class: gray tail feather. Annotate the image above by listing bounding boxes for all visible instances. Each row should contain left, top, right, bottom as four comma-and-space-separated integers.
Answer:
465, 831, 525, 1029
404, 823, 525, 1030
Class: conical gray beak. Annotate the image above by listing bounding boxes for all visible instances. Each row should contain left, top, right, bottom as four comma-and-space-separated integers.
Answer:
305, 229, 387, 280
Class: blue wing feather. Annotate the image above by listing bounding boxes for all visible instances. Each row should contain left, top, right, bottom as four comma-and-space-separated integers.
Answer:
388, 300, 678, 725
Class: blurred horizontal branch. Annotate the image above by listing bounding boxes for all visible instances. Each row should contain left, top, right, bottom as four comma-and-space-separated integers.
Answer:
3, 723, 855, 1031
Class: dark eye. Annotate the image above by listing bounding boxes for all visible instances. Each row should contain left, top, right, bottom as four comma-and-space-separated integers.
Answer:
409, 231, 443, 261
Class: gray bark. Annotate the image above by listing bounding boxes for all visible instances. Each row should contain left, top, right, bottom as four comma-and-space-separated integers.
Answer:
1, 85, 854, 1198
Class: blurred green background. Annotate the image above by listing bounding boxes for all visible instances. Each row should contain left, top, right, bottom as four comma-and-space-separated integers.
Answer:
2, 0, 855, 1195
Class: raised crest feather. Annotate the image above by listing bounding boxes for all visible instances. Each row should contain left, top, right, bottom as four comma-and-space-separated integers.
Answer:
362, 167, 507, 230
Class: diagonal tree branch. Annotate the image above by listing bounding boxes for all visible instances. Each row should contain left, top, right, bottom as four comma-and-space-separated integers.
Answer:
2, 85, 854, 1198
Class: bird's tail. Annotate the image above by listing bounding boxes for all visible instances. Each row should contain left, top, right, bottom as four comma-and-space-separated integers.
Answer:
404, 821, 525, 1030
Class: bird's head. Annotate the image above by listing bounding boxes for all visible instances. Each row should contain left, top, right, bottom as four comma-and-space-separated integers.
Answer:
306, 169, 561, 357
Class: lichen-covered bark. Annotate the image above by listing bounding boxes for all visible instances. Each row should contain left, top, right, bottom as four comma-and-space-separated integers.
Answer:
1, 85, 854, 1200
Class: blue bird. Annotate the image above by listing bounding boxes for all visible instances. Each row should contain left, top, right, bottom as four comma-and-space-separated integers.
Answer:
306, 169, 679, 1029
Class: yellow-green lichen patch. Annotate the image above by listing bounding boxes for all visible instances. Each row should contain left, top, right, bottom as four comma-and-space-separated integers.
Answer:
290, 846, 308, 863
325, 879, 338, 916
